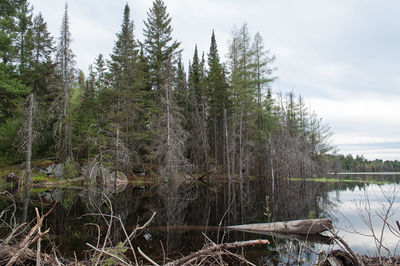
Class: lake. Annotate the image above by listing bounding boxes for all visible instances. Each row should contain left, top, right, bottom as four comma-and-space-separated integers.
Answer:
1, 174, 400, 265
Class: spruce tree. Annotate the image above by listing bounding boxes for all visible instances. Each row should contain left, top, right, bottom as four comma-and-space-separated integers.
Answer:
143, 0, 187, 177
107, 3, 138, 174
188, 46, 208, 171
93, 54, 107, 90
207, 31, 229, 170
31, 13, 54, 98
0, 0, 19, 65
175, 55, 190, 128
15, 0, 33, 76
143, 0, 180, 93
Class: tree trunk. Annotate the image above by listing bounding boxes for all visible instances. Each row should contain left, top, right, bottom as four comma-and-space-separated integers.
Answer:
25, 93, 34, 186
114, 85, 121, 192
214, 116, 217, 170
114, 125, 119, 193
97, 124, 105, 188
239, 104, 243, 178
165, 77, 171, 182
228, 218, 333, 235
224, 109, 231, 179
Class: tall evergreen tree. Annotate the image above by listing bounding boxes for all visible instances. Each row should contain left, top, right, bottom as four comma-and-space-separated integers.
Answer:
30, 13, 54, 103
207, 31, 229, 170
188, 46, 208, 171
143, 0, 180, 93
143, 0, 186, 177
0, 0, 19, 65
107, 3, 139, 173
174, 54, 188, 128
15, 0, 33, 76
93, 53, 107, 90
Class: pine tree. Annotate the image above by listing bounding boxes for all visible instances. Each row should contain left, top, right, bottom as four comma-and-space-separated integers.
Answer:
207, 31, 229, 170
15, 0, 33, 75
188, 46, 209, 171
30, 13, 54, 99
107, 3, 138, 175
143, 0, 180, 93
189, 46, 201, 106
143, 0, 186, 177
93, 54, 107, 90
174, 54, 189, 128
0, 0, 19, 65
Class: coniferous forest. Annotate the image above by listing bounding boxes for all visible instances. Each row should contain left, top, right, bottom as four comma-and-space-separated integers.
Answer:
0, 0, 335, 182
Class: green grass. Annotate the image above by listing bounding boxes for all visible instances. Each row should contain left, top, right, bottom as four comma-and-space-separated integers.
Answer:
0, 166, 22, 177
31, 173, 58, 183
31, 187, 50, 193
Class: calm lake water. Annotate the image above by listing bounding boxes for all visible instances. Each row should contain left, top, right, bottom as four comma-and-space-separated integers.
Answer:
1, 174, 400, 265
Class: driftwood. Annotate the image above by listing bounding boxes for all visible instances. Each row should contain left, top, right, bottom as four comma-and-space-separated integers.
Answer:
244, 229, 332, 244
228, 218, 332, 235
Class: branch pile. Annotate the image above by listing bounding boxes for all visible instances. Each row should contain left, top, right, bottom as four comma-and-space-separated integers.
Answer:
164, 239, 270, 266
0, 203, 58, 266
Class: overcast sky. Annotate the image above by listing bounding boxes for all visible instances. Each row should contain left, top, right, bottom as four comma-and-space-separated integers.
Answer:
29, 0, 400, 160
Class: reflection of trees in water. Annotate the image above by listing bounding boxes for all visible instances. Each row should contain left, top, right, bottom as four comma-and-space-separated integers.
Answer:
154, 180, 199, 252
265, 238, 319, 265
271, 179, 330, 221
1, 178, 381, 261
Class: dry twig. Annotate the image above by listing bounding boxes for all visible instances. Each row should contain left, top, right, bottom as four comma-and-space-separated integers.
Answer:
4, 202, 57, 266
166, 239, 270, 266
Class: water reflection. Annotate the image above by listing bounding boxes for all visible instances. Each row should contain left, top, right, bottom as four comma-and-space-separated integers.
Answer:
1, 174, 399, 264
329, 183, 400, 256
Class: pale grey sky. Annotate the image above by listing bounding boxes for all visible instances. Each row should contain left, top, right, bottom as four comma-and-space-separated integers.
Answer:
29, 0, 400, 160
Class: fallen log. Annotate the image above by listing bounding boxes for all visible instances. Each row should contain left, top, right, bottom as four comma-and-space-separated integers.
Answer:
228, 218, 332, 235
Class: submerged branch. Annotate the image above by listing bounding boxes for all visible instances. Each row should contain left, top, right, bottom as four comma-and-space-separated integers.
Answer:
166, 239, 270, 266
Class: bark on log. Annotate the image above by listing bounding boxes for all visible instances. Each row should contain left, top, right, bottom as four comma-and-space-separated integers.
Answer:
228, 218, 332, 235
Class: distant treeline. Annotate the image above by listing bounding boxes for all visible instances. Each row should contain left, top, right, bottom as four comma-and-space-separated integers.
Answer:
0, 0, 333, 180
329, 154, 400, 173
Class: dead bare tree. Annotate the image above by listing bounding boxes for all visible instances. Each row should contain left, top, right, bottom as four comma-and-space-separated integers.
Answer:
17, 93, 38, 187
25, 93, 34, 186
51, 3, 75, 162
155, 57, 192, 181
